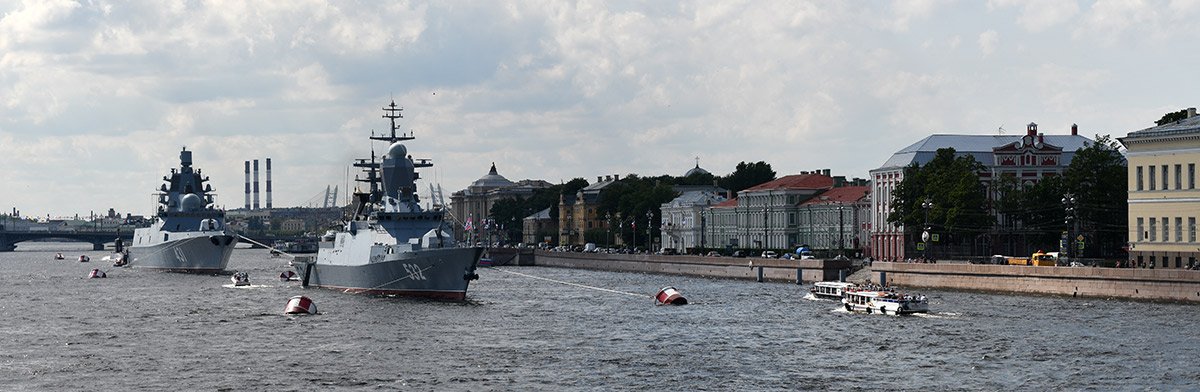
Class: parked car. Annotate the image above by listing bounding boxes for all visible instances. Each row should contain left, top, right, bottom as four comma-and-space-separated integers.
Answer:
658, 248, 678, 255
731, 250, 747, 258
705, 251, 722, 257
762, 251, 778, 258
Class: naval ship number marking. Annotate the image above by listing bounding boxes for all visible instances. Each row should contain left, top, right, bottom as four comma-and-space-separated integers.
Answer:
403, 263, 428, 281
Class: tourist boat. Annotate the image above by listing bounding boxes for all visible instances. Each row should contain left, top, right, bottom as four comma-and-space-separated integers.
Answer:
290, 101, 482, 300
127, 148, 238, 273
810, 281, 857, 300
842, 288, 929, 315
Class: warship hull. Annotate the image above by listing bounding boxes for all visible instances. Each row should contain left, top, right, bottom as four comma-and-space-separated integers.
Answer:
295, 247, 483, 300
128, 234, 237, 273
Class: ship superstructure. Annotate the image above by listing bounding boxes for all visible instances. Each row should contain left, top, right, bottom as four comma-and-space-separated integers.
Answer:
128, 148, 237, 273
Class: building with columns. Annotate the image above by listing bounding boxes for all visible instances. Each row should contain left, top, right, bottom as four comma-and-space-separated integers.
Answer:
706, 171, 835, 252
869, 123, 1093, 261
1120, 107, 1200, 269
660, 190, 727, 252
450, 163, 552, 242
797, 186, 871, 258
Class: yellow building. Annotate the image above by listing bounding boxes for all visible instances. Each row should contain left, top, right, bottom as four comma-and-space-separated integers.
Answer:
1119, 108, 1200, 269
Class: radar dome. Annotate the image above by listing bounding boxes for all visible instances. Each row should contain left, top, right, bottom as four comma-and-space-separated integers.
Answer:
388, 142, 407, 159
180, 193, 204, 212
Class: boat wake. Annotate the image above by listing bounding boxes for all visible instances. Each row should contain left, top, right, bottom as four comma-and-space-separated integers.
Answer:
221, 284, 273, 289
802, 293, 821, 301
911, 312, 960, 320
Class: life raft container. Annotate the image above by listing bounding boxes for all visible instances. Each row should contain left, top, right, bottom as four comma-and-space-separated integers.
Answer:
284, 295, 317, 314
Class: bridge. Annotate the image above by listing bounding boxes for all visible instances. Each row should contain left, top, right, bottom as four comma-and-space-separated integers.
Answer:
0, 227, 133, 252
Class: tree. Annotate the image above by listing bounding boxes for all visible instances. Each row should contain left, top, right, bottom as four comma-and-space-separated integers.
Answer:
486, 177, 590, 244
1155, 109, 1190, 126
888, 148, 992, 257
719, 161, 776, 194
1062, 135, 1127, 258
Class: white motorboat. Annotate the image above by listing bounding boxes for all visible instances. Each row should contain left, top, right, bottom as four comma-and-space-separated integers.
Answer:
842, 288, 929, 315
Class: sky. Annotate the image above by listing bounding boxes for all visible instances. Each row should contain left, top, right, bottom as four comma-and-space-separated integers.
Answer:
1, 0, 1198, 219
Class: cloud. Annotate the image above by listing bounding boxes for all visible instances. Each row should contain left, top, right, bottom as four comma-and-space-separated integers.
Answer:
0, 1, 1197, 218
988, 0, 1079, 32
978, 30, 999, 56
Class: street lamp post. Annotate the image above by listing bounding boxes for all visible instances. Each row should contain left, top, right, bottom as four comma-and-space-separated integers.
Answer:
645, 210, 653, 251
1063, 193, 1076, 263
921, 197, 933, 261
605, 212, 612, 247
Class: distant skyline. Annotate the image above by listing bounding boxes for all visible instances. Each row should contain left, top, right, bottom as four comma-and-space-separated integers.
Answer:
2, 1, 1198, 219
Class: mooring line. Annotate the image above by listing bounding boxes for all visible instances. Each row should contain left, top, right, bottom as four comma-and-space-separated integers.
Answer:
237, 235, 296, 259
489, 267, 649, 299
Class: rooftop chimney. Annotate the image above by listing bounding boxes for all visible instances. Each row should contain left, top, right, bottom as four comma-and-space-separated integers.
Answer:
598, 176, 603, 183
1188, 108, 1197, 118
252, 159, 260, 210
265, 158, 272, 209
1071, 123, 1078, 136
243, 161, 251, 210
822, 169, 831, 177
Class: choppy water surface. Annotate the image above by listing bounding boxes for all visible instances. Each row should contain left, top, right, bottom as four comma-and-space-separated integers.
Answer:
1, 242, 1197, 391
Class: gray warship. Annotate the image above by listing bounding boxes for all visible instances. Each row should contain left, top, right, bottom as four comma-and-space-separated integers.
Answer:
128, 148, 237, 273
291, 101, 482, 300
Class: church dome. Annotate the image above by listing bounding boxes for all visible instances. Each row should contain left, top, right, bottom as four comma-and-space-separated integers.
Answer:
684, 163, 710, 177
470, 163, 515, 189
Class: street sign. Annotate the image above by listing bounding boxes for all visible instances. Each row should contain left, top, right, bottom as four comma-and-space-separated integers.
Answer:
931, 234, 940, 242
917, 242, 926, 251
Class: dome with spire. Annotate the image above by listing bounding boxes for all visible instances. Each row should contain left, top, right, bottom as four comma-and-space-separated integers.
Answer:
684, 157, 710, 177
470, 162, 515, 190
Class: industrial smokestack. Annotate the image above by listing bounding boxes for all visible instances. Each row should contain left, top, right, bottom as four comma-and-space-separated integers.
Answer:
265, 158, 273, 209
253, 159, 260, 210
244, 161, 251, 210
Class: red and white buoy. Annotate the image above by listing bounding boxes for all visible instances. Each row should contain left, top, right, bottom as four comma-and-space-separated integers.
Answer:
655, 286, 687, 305
279, 270, 296, 281
88, 268, 106, 278
284, 295, 317, 314
78, 255, 90, 263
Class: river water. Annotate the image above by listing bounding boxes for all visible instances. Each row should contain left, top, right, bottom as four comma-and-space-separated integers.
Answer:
1, 242, 1197, 391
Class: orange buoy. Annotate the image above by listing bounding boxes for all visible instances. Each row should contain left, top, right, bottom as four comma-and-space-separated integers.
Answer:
284, 295, 317, 314
655, 286, 687, 305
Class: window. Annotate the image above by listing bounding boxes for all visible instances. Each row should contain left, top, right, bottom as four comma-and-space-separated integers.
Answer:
1190, 217, 1196, 243
1176, 164, 1183, 190
1149, 168, 1156, 190
1176, 257, 1183, 269
1136, 166, 1144, 191
1177, 217, 1184, 242
1191, 164, 1196, 189
1163, 216, 1169, 242
1162, 165, 1169, 190
1137, 217, 1144, 241
1149, 218, 1157, 241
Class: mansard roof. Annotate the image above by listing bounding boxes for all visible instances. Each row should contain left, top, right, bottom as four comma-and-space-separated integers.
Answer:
742, 173, 834, 193
876, 134, 1093, 171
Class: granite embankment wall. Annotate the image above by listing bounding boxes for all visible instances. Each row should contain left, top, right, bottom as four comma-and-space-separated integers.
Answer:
531, 251, 850, 283
873, 262, 1200, 303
